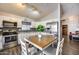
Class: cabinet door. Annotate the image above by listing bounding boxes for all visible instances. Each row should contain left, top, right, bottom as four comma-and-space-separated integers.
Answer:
17, 20, 22, 28
18, 33, 22, 44
0, 18, 3, 27
18, 33, 27, 44
0, 36, 3, 50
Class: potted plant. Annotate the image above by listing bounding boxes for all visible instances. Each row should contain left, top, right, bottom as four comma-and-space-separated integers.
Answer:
36, 24, 45, 41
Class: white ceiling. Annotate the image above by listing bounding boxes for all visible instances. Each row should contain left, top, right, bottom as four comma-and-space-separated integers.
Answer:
61, 3, 79, 19
0, 3, 58, 20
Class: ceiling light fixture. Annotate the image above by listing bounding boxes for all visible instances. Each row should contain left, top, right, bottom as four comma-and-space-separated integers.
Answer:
22, 3, 37, 10
32, 10, 40, 16
23, 3, 40, 17
16, 3, 40, 17
16, 3, 25, 8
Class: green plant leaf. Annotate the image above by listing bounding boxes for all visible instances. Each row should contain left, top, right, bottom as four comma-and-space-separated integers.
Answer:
36, 24, 45, 32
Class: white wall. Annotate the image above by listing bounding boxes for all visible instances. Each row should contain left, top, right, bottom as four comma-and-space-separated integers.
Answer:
32, 18, 58, 29
33, 21, 46, 28
62, 16, 79, 35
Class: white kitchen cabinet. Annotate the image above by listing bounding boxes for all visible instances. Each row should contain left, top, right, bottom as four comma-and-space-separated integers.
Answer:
18, 32, 28, 44
0, 17, 3, 27
0, 36, 3, 50
21, 21, 31, 31
17, 20, 22, 28
18, 33, 22, 44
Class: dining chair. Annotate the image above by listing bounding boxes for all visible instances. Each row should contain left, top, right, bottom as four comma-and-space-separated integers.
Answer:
49, 33, 57, 48
27, 45, 38, 55
41, 37, 57, 55
42, 45, 57, 55
40, 35, 57, 55
19, 38, 28, 55
56, 38, 64, 55
20, 35, 38, 55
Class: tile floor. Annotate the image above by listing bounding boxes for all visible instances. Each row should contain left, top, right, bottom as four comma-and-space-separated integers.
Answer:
0, 45, 21, 55
62, 36, 79, 55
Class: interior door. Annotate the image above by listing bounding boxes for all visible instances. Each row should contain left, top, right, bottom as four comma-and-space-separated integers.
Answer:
62, 25, 68, 36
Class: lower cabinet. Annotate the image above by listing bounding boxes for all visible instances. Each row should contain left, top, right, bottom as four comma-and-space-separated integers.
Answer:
18, 33, 22, 44
18, 32, 28, 44
0, 36, 3, 50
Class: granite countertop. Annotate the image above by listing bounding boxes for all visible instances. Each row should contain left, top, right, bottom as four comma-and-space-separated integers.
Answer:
18, 30, 51, 34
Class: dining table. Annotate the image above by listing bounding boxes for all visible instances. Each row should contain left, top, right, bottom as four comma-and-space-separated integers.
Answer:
25, 35, 56, 51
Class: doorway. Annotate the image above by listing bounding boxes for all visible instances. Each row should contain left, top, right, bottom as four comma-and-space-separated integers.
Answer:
62, 25, 68, 36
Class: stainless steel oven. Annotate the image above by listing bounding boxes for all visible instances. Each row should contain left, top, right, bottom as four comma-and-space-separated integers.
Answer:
5, 36, 10, 43
4, 35, 17, 43
3, 34, 18, 48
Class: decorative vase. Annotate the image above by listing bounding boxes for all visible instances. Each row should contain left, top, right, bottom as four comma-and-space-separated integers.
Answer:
38, 33, 42, 41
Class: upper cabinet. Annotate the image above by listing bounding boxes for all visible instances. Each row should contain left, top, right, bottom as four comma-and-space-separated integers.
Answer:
17, 20, 22, 28
46, 22, 58, 33
3, 21, 17, 28
21, 21, 31, 30
0, 17, 3, 27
